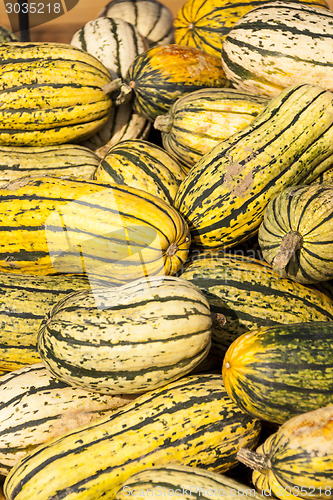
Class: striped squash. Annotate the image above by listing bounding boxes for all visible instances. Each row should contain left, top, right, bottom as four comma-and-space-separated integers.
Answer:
115, 463, 267, 500
38, 276, 212, 394
0, 272, 90, 371
0, 176, 190, 279
71, 17, 151, 151
238, 405, 333, 500
258, 184, 333, 284
0, 42, 113, 146
81, 104, 151, 154
98, 0, 175, 47
180, 253, 333, 357
221, 2, 333, 98
174, 0, 328, 59
108, 43, 229, 122
3, 373, 262, 500
0, 144, 100, 186
94, 139, 186, 204
174, 84, 333, 250
0, 363, 136, 475
222, 321, 333, 424
154, 88, 270, 170
70, 17, 147, 80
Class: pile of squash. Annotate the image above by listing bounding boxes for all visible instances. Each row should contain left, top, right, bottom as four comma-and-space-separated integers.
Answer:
0, 0, 332, 498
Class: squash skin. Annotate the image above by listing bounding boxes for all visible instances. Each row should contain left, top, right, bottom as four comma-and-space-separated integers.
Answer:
238, 405, 333, 500
222, 321, 333, 424
180, 253, 333, 357
174, 84, 333, 250
0, 364, 136, 475
0, 272, 90, 371
154, 88, 270, 170
174, 0, 328, 59
94, 139, 186, 204
258, 184, 333, 284
0, 42, 113, 146
3, 373, 262, 500
97, 0, 175, 47
221, 2, 333, 97
0, 144, 99, 186
70, 17, 151, 152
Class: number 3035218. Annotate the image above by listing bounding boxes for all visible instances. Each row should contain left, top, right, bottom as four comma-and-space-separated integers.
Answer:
5, 3, 62, 14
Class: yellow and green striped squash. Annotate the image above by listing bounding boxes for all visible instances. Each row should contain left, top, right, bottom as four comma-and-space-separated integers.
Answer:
38, 276, 212, 394
0, 42, 113, 146
154, 88, 270, 170
0, 272, 90, 372
174, 84, 333, 250
114, 43, 229, 122
221, 2, 333, 98
115, 463, 267, 500
94, 138, 186, 204
238, 404, 333, 500
0, 144, 100, 186
222, 321, 333, 424
3, 373, 262, 500
174, 0, 328, 59
0, 176, 190, 280
258, 184, 333, 284
0, 364, 136, 475
180, 253, 333, 357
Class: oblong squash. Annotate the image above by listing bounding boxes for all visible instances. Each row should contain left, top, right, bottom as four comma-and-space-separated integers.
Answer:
0, 176, 190, 279
222, 321, 333, 424
258, 184, 333, 284
238, 404, 333, 500
154, 88, 270, 170
37, 276, 212, 394
0, 364, 136, 475
174, 84, 333, 249
3, 373, 262, 500
221, 1, 333, 97
94, 139, 186, 204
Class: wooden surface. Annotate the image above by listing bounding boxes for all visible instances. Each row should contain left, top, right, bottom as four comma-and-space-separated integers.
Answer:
2, 0, 331, 44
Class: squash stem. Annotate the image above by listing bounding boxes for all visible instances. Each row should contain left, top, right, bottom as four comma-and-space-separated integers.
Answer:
154, 114, 172, 133
237, 448, 270, 474
102, 79, 133, 105
272, 230, 303, 270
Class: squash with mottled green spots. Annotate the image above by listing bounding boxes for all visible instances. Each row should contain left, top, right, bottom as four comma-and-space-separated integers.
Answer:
238, 404, 333, 500
3, 373, 262, 500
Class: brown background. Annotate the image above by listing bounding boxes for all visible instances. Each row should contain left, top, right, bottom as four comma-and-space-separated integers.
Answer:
0, 0, 184, 43
1, 0, 333, 44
